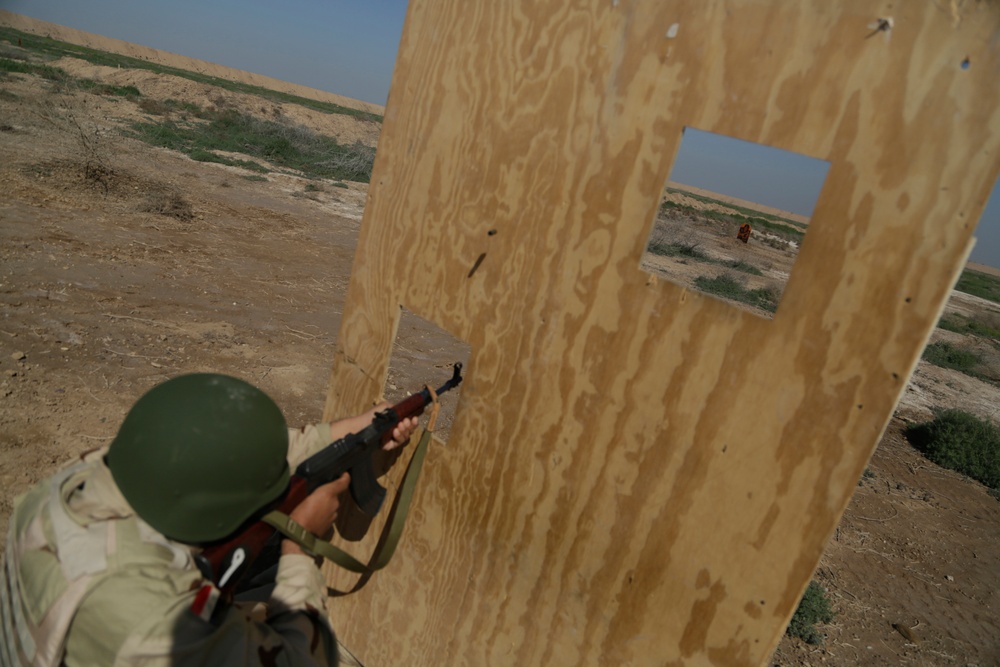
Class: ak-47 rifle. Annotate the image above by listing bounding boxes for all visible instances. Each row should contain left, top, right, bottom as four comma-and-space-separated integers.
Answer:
198, 363, 463, 603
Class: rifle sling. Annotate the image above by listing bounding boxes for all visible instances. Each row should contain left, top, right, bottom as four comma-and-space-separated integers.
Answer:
261, 422, 435, 588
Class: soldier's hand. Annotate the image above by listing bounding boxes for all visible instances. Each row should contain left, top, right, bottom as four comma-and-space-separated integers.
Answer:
361, 401, 419, 452
281, 472, 350, 556
384, 414, 419, 451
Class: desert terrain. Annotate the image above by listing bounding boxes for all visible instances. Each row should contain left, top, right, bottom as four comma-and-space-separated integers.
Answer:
1, 22, 998, 667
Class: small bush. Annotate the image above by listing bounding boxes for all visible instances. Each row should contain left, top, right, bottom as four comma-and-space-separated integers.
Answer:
649, 240, 709, 260
905, 409, 1000, 490
187, 147, 227, 164
316, 140, 376, 182
938, 312, 1000, 342
131, 110, 375, 182
922, 341, 980, 373
955, 269, 1000, 305
0, 46, 29, 61
164, 98, 202, 115
76, 80, 140, 98
137, 97, 172, 116
787, 581, 835, 645
724, 260, 763, 276
0, 57, 67, 81
695, 273, 778, 312
138, 191, 195, 221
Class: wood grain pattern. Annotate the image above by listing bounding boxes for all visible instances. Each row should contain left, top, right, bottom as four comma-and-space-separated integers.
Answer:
321, 1, 1000, 665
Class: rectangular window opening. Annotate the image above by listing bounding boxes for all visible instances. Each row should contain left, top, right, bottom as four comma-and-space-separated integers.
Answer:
642, 127, 830, 319
386, 307, 471, 444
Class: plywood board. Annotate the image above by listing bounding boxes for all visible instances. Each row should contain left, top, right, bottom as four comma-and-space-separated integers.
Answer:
322, 1, 1000, 665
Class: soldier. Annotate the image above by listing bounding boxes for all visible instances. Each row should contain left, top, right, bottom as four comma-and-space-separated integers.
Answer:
1, 373, 417, 666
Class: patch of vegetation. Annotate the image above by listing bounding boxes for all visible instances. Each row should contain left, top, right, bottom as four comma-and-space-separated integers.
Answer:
138, 98, 203, 118
167, 98, 202, 115
647, 234, 764, 276
0, 56, 141, 102
955, 268, 1000, 305
905, 409, 1000, 492
0, 45, 30, 61
723, 260, 763, 276
131, 108, 375, 181
75, 79, 141, 99
694, 273, 778, 313
0, 27, 382, 123
331, 181, 349, 189
242, 174, 268, 182
187, 147, 269, 173
748, 216, 804, 243
0, 56, 67, 81
648, 240, 710, 260
786, 581, 835, 645
138, 191, 195, 221
938, 312, 1000, 342
137, 97, 171, 116
922, 341, 981, 373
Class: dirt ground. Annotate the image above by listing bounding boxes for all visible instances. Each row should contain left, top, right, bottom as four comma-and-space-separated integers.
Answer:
1, 43, 998, 667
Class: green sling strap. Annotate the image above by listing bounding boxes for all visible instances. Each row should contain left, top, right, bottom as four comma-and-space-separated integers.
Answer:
261, 421, 435, 595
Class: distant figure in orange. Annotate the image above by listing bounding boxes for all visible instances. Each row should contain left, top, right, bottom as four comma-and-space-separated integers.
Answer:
737, 223, 752, 244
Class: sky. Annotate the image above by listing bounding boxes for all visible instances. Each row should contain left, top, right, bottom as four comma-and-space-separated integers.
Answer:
4, 0, 998, 267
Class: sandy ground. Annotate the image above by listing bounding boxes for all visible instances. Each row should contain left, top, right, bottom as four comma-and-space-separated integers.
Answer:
1, 32, 998, 667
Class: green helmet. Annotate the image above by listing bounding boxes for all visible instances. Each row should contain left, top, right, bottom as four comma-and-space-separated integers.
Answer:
108, 373, 290, 544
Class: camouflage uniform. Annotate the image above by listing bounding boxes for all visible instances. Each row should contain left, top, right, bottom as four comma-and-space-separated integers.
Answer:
1, 424, 348, 667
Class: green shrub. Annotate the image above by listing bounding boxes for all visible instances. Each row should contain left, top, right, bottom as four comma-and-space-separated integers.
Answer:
938, 313, 1000, 342
649, 241, 709, 260
905, 409, 1000, 490
137, 97, 172, 116
0, 57, 66, 81
955, 269, 1000, 305
138, 191, 194, 221
724, 260, 763, 276
787, 581, 835, 644
694, 273, 778, 312
131, 110, 374, 182
922, 341, 980, 373
76, 80, 140, 98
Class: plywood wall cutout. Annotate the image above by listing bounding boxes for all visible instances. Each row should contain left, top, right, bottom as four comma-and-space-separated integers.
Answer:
322, 2, 1000, 665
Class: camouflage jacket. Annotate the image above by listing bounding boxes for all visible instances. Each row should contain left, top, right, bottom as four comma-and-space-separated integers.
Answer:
2, 424, 344, 667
